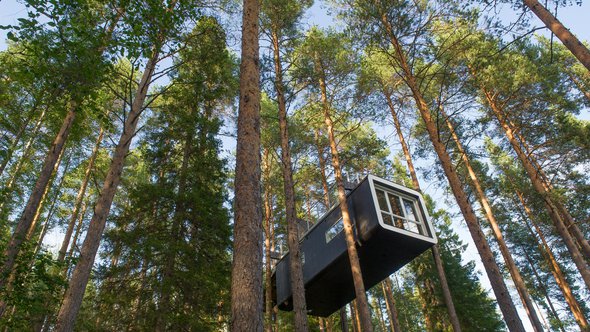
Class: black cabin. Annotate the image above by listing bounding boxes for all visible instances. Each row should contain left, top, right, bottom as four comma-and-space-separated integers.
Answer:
272, 175, 437, 317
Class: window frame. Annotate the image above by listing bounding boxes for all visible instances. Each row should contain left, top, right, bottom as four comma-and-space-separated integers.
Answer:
369, 176, 435, 241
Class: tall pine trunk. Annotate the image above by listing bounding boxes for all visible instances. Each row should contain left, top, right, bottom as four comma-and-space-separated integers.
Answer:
480, 88, 590, 290
0, 105, 76, 292
262, 149, 275, 332
384, 90, 461, 332
271, 29, 308, 332
523, 0, 590, 71
440, 106, 544, 332
316, 55, 373, 331
514, 191, 588, 330
58, 128, 104, 262
380, 14, 526, 332
54, 50, 159, 332
382, 278, 402, 332
230, 0, 263, 330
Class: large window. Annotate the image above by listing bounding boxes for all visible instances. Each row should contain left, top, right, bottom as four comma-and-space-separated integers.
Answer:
375, 186, 427, 236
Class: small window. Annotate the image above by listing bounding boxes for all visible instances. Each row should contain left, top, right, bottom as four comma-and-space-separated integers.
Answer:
326, 218, 344, 243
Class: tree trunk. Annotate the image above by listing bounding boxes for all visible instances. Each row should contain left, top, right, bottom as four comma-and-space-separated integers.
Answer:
262, 150, 275, 332
0, 105, 38, 177
271, 28, 309, 332
0, 106, 47, 211
480, 88, 590, 290
520, 248, 566, 332
0, 105, 76, 292
27, 144, 66, 240
54, 50, 159, 332
382, 278, 401, 332
523, 0, 590, 71
34, 154, 72, 253
315, 128, 331, 209
384, 90, 461, 332
515, 191, 588, 331
340, 307, 349, 332
65, 200, 88, 275
231, 0, 263, 330
380, 14, 526, 332
373, 296, 386, 332
440, 106, 544, 332
58, 128, 104, 262
316, 54, 373, 332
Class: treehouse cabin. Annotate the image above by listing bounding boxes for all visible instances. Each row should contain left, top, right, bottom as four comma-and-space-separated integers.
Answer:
272, 175, 437, 317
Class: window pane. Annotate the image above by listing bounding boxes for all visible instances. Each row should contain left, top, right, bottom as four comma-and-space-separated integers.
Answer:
376, 189, 389, 213
388, 193, 404, 217
326, 218, 344, 243
381, 213, 393, 226
395, 218, 405, 229
405, 220, 423, 235
403, 199, 419, 222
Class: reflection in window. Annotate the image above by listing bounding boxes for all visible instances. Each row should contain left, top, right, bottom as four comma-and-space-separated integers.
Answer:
375, 187, 427, 236
325, 218, 344, 243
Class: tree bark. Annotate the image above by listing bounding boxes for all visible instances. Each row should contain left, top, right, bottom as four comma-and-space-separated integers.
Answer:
0, 105, 76, 292
315, 128, 331, 209
0, 105, 38, 177
380, 14, 526, 332
271, 28, 308, 332
515, 191, 588, 331
523, 0, 590, 71
230, 0, 263, 330
316, 54, 373, 332
54, 50, 159, 332
440, 107, 544, 332
382, 278, 402, 332
57, 128, 104, 262
480, 88, 590, 290
0, 105, 47, 212
384, 90, 461, 332
27, 143, 66, 240
262, 149, 274, 332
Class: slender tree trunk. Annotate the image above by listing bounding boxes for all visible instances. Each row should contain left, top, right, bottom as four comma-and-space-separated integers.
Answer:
27, 146, 66, 240
382, 278, 401, 332
440, 107, 544, 332
315, 128, 331, 209
231, 0, 263, 330
271, 29, 308, 332
0, 105, 38, 177
316, 54, 373, 332
34, 154, 72, 253
0, 106, 47, 207
373, 296, 386, 332
515, 191, 588, 330
349, 302, 358, 332
0, 105, 76, 292
384, 90, 461, 332
567, 71, 590, 103
340, 308, 349, 332
65, 201, 88, 275
480, 88, 590, 290
54, 49, 159, 332
58, 128, 104, 262
380, 14, 526, 332
520, 248, 566, 332
523, 0, 590, 71
262, 150, 275, 332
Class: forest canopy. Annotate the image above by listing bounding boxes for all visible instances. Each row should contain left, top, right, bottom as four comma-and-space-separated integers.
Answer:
0, 0, 588, 331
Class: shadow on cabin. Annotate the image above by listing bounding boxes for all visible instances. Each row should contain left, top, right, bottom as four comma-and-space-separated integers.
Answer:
271, 174, 437, 317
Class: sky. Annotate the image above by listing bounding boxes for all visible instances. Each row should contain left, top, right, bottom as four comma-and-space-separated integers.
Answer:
1, 1, 589, 330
